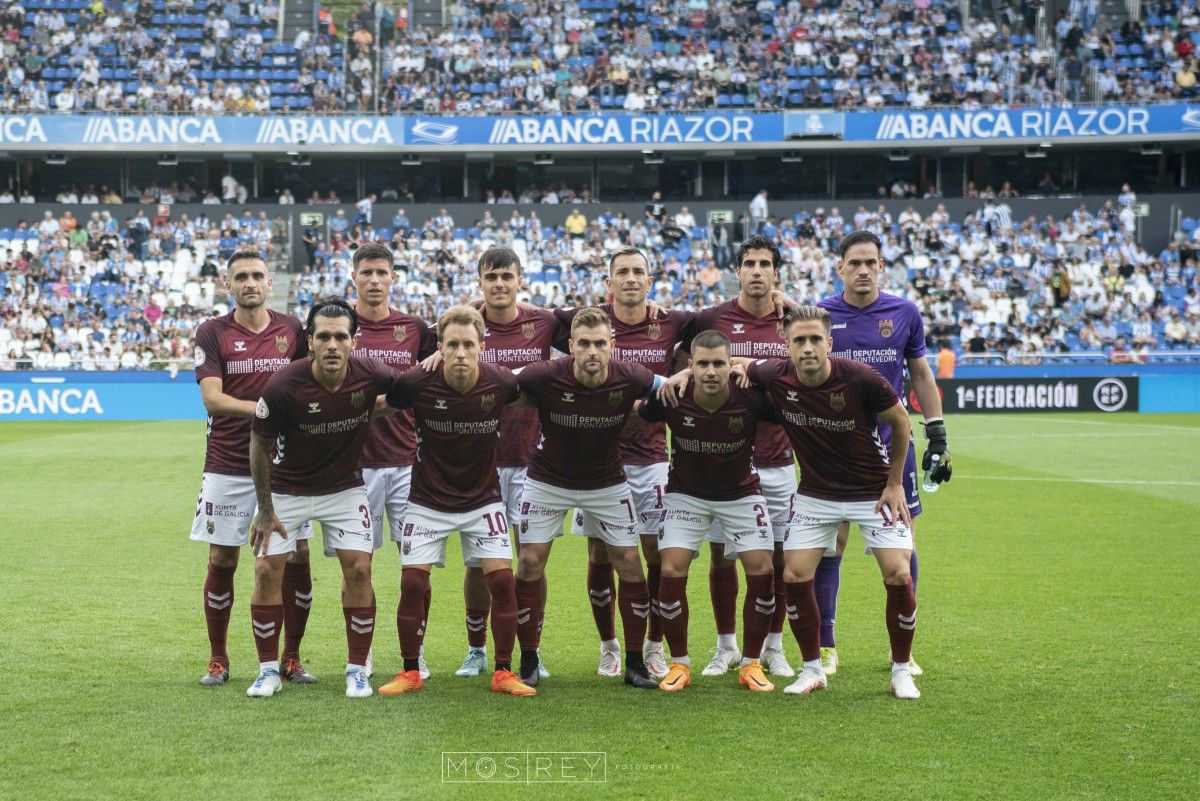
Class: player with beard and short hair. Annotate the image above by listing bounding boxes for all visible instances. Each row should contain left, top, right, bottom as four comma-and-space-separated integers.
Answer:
744, 306, 920, 700
190, 250, 314, 687
678, 236, 796, 679
639, 330, 777, 693
558, 246, 695, 680
245, 298, 398, 699
815, 230, 950, 677
351, 242, 437, 679
376, 306, 535, 697
451, 248, 565, 680
512, 307, 668, 690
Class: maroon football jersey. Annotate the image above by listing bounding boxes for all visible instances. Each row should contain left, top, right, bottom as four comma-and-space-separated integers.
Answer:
193, 309, 306, 476
480, 307, 566, 468
519, 357, 654, 490
639, 378, 769, 501
253, 356, 398, 496
749, 357, 900, 502
352, 309, 437, 469
556, 305, 694, 466
387, 363, 521, 513
684, 299, 794, 469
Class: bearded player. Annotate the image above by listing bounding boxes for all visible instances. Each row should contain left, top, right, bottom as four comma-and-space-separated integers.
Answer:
815, 231, 951, 676
190, 249, 314, 687
247, 298, 399, 699
561, 246, 694, 680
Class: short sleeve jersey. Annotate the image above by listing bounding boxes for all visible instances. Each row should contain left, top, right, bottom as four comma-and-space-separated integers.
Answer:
640, 379, 770, 501
193, 309, 306, 476
557, 304, 694, 466
387, 363, 521, 513
480, 307, 566, 468
683, 299, 794, 469
352, 309, 437, 469
818, 291, 926, 443
518, 357, 654, 490
749, 357, 899, 502
252, 356, 398, 496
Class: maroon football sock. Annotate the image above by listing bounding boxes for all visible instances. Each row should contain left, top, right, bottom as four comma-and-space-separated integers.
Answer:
587, 560, 617, 641
465, 606, 489, 649
484, 568, 518, 667
784, 580, 821, 663
656, 575, 689, 659
885, 580, 917, 665
203, 562, 235, 664
250, 603, 283, 665
709, 561, 739, 636
742, 572, 775, 660
344, 604, 375, 667
646, 562, 663, 643
281, 560, 312, 661
769, 562, 787, 635
515, 577, 543, 652
396, 568, 429, 661
617, 579, 650, 655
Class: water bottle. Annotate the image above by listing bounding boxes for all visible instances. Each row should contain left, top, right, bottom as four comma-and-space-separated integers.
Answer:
921, 454, 942, 494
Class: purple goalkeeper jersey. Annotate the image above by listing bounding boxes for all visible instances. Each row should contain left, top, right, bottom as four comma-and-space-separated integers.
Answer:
818, 291, 925, 440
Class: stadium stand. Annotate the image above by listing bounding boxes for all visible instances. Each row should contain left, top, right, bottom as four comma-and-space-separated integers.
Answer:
5, 0, 1197, 115
14, 181, 1197, 372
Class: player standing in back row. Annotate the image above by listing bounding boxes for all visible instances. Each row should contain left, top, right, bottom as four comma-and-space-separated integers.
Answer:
454, 248, 564, 679
679, 236, 796, 679
815, 231, 951, 676
351, 242, 437, 678
190, 250, 314, 687
561, 246, 695, 681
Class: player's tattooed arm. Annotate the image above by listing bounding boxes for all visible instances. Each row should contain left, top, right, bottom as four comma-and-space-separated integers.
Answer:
875, 402, 913, 528
198, 376, 258, 418
249, 432, 288, 557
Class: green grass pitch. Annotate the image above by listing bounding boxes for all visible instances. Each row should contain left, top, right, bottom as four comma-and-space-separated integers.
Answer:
2, 413, 1198, 800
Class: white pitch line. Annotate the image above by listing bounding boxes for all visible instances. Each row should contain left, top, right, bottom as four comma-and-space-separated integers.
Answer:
1012, 417, 1200, 433
958, 432, 1182, 440
957, 475, 1200, 487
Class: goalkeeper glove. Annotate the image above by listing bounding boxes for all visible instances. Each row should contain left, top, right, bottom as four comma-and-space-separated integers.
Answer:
921, 418, 952, 485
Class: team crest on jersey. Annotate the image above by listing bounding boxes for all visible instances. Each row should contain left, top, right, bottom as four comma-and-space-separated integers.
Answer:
521, 322, 536, 339
728, 415, 744, 433
608, 390, 624, 407
481, 393, 496, 412
776, 322, 786, 339
351, 389, 365, 408
647, 321, 662, 341
878, 319, 894, 338
829, 392, 845, 412
393, 324, 408, 342
274, 335, 289, 354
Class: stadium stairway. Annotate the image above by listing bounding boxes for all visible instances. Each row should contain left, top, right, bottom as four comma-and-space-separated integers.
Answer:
283, 0, 320, 47
1098, 0, 1129, 36
271, 271, 295, 312
410, 0, 445, 28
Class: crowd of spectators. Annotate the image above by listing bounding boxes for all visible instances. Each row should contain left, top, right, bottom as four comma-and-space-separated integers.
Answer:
2, 181, 1199, 371
3, 0, 1197, 116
